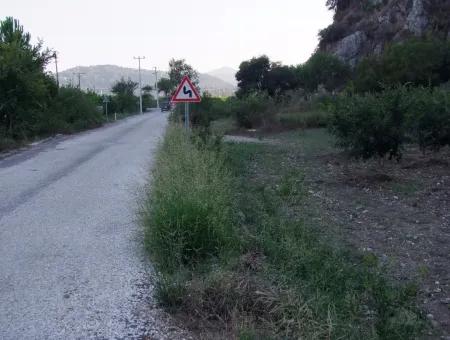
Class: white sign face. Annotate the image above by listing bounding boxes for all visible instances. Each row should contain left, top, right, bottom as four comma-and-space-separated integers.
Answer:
171, 76, 201, 103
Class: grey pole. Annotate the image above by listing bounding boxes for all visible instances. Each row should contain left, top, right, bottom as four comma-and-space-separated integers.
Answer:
53, 52, 59, 89
185, 102, 189, 129
73, 72, 85, 89
154, 67, 159, 109
134, 56, 145, 114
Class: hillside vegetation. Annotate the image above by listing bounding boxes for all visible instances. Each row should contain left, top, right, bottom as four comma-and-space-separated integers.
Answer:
320, 0, 450, 66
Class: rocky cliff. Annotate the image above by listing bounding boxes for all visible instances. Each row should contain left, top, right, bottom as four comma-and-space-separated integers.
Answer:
319, 0, 450, 66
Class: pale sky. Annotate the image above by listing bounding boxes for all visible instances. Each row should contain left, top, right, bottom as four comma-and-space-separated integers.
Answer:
3, 0, 333, 73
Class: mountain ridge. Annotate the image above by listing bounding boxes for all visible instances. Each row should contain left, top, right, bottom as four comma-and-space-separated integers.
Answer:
206, 67, 238, 87
58, 65, 236, 96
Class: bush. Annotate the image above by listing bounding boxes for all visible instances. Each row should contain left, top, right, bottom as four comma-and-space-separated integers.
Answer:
141, 125, 235, 273
354, 38, 450, 92
297, 52, 351, 93
40, 87, 104, 134
330, 87, 408, 160
330, 86, 450, 158
405, 87, 450, 151
232, 93, 274, 129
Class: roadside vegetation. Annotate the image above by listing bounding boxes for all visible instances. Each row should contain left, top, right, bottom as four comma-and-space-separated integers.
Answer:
0, 16, 154, 152
141, 125, 425, 339
141, 8, 450, 337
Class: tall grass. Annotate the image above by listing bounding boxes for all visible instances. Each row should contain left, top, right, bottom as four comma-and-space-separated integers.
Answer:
141, 125, 235, 273
141, 125, 424, 339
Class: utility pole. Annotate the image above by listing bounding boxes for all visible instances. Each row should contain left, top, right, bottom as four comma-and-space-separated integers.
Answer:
154, 67, 159, 109
134, 56, 145, 114
53, 52, 59, 89
73, 72, 85, 89
103, 95, 110, 121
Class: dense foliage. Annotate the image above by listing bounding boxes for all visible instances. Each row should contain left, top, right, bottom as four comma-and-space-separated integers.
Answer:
236, 53, 348, 99
110, 78, 139, 113
0, 17, 106, 150
330, 86, 450, 159
354, 38, 450, 92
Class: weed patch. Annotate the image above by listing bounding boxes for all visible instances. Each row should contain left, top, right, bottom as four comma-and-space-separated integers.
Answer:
142, 125, 425, 339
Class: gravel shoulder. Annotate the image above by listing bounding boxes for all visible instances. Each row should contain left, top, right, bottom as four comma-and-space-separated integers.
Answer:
0, 112, 190, 339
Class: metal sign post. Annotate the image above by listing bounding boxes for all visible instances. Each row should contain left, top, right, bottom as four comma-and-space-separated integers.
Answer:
185, 102, 189, 129
171, 76, 201, 130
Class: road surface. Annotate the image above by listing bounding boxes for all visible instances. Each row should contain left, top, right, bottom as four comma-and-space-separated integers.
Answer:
0, 111, 187, 339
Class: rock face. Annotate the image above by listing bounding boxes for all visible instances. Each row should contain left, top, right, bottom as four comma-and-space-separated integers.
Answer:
320, 0, 450, 66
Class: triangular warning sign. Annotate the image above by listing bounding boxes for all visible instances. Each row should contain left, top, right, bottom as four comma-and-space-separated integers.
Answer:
171, 76, 201, 103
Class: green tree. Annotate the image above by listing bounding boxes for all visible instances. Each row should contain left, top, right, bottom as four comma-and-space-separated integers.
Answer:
142, 85, 155, 109
297, 52, 350, 93
168, 58, 199, 92
264, 64, 298, 97
0, 17, 54, 137
236, 55, 271, 97
111, 78, 138, 113
157, 77, 172, 98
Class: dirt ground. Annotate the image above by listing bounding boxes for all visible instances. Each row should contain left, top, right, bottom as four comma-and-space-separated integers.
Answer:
234, 129, 450, 338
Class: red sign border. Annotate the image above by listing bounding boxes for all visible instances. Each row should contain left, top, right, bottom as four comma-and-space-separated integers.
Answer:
171, 75, 201, 103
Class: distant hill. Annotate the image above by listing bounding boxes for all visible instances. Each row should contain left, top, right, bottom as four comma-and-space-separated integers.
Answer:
206, 67, 238, 87
58, 65, 236, 96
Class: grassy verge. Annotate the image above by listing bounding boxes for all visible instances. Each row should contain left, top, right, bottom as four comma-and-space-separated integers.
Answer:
141, 125, 424, 339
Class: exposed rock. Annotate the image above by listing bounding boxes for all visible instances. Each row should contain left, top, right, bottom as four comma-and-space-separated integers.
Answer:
320, 0, 450, 66
406, 0, 428, 35
334, 31, 367, 66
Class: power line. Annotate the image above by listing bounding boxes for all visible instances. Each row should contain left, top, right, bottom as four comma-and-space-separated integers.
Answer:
134, 56, 145, 114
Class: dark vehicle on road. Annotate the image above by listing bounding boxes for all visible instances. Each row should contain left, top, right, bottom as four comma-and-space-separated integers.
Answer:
161, 102, 171, 112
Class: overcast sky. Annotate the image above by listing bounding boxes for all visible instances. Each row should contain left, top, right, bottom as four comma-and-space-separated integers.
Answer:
3, 1, 333, 73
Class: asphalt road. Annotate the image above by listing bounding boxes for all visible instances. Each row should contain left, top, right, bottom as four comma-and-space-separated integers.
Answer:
0, 111, 186, 339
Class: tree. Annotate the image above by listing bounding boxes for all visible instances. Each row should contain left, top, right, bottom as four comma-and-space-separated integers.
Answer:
297, 52, 350, 93
236, 55, 271, 97
168, 58, 199, 94
157, 78, 172, 98
0, 17, 54, 137
111, 78, 138, 113
264, 64, 298, 97
142, 85, 155, 109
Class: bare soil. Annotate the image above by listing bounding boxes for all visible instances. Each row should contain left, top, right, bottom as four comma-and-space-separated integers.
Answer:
287, 135, 450, 337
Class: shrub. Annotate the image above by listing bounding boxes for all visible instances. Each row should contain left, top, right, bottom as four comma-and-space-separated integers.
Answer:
354, 37, 450, 92
141, 125, 235, 273
297, 52, 351, 93
330, 87, 408, 160
232, 93, 274, 129
40, 86, 104, 134
404, 87, 450, 151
